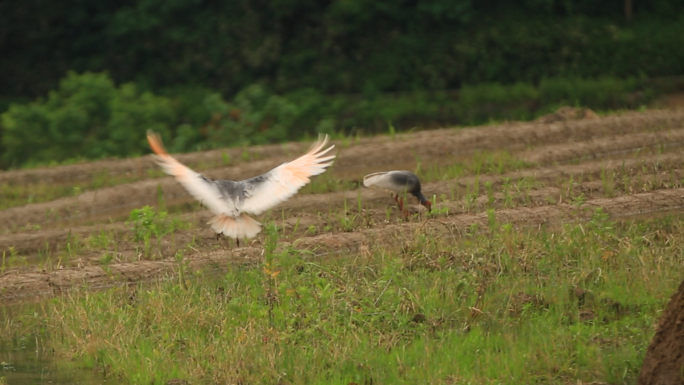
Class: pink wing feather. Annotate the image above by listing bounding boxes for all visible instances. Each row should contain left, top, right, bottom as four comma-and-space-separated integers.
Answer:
239, 135, 336, 215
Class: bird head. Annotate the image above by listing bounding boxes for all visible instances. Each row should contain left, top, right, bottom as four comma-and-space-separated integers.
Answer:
417, 194, 432, 212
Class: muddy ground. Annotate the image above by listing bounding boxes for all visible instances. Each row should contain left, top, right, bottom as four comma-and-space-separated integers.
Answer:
2, 107, 684, 304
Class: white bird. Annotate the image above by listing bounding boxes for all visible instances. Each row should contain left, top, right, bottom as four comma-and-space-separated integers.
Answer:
147, 131, 336, 246
363, 170, 431, 217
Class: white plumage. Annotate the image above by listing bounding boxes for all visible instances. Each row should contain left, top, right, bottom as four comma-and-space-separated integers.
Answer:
147, 131, 336, 245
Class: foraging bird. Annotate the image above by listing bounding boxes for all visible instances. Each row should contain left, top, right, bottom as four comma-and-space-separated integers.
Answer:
363, 171, 431, 217
147, 131, 336, 246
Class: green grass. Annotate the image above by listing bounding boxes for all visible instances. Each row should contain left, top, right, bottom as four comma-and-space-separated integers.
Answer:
8, 209, 682, 384
423, 151, 533, 181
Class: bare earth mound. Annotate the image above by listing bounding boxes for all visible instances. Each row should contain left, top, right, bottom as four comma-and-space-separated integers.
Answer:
638, 279, 684, 385
534, 106, 599, 124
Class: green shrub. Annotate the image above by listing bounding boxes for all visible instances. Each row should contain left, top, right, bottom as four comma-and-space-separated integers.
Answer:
127, 205, 177, 242
202, 85, 291, 147
1, 71, 175, 168
178, 85, 318, 149
0, 71, 661, 169
539, 76, 646, 109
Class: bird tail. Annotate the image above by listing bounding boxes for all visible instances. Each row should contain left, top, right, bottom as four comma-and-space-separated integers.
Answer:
208, 214, 262, 240
363, 172, 389, 187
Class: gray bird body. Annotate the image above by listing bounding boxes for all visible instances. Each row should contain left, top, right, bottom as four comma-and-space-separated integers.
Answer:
363, 170, 431, 213
205, 174, 269, 217
363, 171, 421, 195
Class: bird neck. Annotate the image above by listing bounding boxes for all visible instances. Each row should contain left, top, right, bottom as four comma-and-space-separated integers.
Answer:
414, 191, 429, 206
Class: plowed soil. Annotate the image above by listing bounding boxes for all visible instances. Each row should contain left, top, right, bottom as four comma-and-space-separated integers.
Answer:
3, 108, 684, 304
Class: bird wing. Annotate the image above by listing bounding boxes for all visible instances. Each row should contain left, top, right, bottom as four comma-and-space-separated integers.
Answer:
238, 135, 336, 216
147, 131, 235, 215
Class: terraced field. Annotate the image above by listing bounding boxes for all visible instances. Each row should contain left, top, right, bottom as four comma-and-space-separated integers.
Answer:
3, 108, 684, 303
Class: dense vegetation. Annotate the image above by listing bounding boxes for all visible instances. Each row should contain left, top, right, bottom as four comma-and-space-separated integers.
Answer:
2, 0, 683, 98
1, 0, 683, 168
0, 72, 656, 168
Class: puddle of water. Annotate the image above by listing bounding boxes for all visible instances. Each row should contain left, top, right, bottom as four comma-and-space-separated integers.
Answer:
1, 304, 113, 385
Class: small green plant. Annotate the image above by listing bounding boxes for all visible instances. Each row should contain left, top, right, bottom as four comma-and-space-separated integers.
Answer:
88, 229, 113, 249
339, 214, 357, 232
99, 253, 115, 275
291, 218, 301, 236
241, 146, 251, 161
485, 181, 494, 206
601, 168, 616, 198
156, 185, 166, 210
572, 193, 587, 207
385, 206, 393, 221
63, 231, 83, 261
357, 191, 363, 213
127, 206, 178, 242
388, 120, 397, 140
430, 206, 450, 216
175, 251, 189, 290
487, 209, 498, 233
464, 192, 478, 212
100, 253, 114, 266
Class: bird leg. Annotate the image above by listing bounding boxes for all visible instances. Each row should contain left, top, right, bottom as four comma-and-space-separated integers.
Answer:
236, 238, 240, 248
393, 194, 405, 211
391, 193, 411, 220
216, 232, 222, 241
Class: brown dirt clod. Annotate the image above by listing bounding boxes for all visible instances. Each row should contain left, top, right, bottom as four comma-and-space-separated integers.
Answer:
638, 279, 684, 385
534, 106, 599, 124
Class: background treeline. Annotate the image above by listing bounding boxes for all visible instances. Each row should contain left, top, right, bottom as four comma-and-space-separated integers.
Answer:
1, 0, 683, 168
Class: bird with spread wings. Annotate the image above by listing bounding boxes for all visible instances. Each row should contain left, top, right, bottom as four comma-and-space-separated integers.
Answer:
147, 131, 336, 246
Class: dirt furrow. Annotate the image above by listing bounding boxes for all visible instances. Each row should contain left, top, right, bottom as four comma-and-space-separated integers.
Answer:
2, 151, 682, 258
519, 128, 684, 164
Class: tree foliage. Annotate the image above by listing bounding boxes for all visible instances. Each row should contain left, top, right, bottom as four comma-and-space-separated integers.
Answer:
1, 72, 174, 167
1, 0, 683, 100
0, 70, 658, 168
